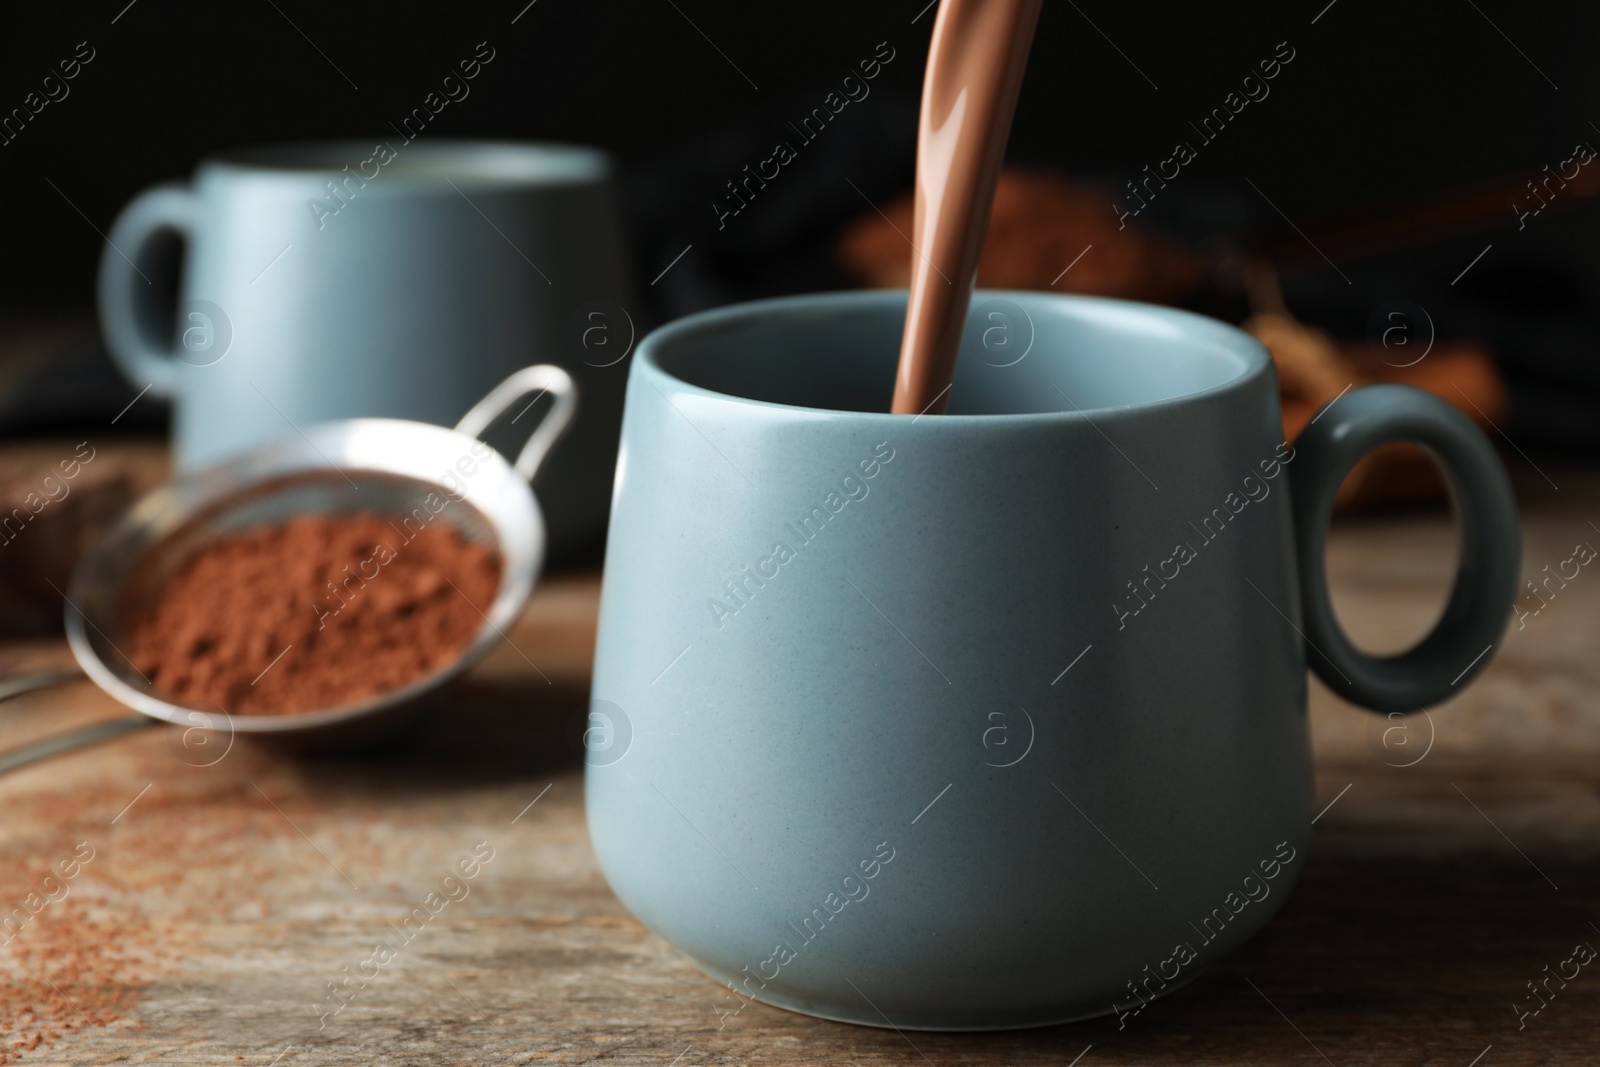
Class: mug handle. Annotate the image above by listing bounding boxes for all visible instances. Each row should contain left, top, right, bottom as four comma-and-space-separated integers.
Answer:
453, 364, 579, 482
96, 181, 197, 397
1288, 384, 1520, 713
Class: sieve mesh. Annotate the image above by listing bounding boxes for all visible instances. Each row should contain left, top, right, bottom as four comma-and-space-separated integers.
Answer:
91, 471, 503, 695
63, 365, 567, 737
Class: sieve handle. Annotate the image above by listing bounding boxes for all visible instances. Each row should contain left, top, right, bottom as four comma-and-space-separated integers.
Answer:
0, 667, 86, 703
453, 364, 578, 483
0, 716, 157, 777
0, 667, 159, 778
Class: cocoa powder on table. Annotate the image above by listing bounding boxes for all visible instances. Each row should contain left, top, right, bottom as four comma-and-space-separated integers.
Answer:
122, 512, 501, 715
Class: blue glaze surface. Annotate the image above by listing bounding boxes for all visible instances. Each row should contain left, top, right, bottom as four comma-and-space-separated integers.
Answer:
586, 289, 1511, 1029
98, 140, 632, 556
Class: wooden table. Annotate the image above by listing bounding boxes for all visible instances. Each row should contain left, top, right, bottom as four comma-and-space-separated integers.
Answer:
0, 451, 1594, 1067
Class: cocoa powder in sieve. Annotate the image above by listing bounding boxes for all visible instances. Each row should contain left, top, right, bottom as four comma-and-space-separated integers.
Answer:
122, 512, 501, 715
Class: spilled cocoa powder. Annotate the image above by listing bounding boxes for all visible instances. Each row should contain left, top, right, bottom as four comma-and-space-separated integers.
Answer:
0, 769, 365, 1063
122, 512, 501, 715
0, 895, 150, 1064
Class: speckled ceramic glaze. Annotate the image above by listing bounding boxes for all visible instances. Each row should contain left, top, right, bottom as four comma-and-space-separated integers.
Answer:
586, 291, 1518, 1030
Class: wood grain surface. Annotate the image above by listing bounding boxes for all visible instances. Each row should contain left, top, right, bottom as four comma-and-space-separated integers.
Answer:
0, 458, 1594, 1066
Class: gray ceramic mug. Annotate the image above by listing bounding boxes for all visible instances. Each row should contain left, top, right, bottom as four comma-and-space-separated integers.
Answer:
587, 290, 1519, 1030
97, 139, 634, 557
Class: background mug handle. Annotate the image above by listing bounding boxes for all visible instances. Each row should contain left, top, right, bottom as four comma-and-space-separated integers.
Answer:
1288, 384, 1521, 713
96, 181, 198, 397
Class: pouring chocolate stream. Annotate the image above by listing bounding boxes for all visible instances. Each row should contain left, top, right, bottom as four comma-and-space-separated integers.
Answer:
891, 0, 1046, 415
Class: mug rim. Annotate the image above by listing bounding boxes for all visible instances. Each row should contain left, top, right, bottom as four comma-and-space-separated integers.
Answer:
635, 289, 1273, 423
197, 138, 611, 185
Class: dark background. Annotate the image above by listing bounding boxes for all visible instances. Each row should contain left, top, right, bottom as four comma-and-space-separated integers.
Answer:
1, 0, 1597, 442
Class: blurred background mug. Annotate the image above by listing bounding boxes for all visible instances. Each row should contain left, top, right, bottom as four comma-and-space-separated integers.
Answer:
97, 138, 634, 558
587, 290, 1520, 1029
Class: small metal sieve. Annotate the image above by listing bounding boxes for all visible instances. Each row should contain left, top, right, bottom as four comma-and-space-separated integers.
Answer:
0, 364, 575, 770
